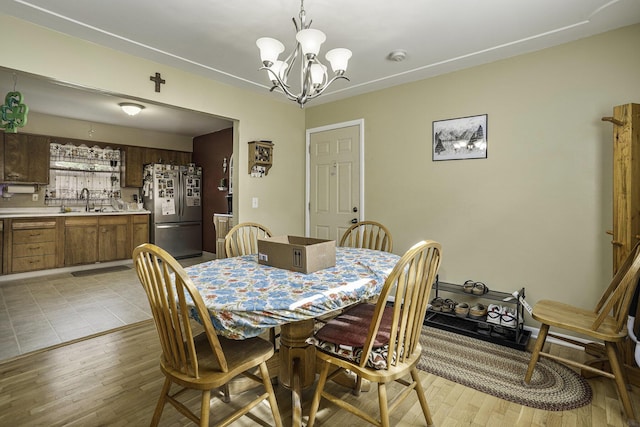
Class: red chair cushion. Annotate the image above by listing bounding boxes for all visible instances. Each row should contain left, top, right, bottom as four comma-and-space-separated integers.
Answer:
314, 303, 393, 347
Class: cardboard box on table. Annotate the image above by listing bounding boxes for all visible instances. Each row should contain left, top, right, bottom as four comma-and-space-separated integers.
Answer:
257, 235, 336, 274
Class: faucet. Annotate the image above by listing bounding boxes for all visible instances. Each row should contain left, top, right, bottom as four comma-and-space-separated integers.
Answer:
80, 188, 90, 212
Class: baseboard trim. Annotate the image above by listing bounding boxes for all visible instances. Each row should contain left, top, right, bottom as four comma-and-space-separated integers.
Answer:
0, 251, 216, 284
0, 259, 133, 284
524, 325, 595, 350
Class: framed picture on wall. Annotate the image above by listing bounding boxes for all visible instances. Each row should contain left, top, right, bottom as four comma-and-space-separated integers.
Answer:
432, 114, 488, 161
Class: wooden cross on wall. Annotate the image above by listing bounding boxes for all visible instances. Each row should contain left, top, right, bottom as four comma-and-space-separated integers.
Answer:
150, 72, 166, 92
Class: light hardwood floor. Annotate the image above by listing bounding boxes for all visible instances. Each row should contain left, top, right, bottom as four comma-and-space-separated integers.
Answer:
0, 260, 639, 426
0, 319, 638, 426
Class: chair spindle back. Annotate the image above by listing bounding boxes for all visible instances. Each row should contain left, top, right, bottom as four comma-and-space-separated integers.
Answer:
224, 222, 272, 257
339, 220, 393, 253
133, 243, 227, 378
359, 240, 441, 369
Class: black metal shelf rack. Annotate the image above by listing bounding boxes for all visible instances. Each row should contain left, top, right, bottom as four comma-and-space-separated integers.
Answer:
424, 276, 531, 351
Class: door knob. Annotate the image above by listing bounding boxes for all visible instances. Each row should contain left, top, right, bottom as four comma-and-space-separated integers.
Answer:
353, 207, 358, 212
351, 218, 358, 224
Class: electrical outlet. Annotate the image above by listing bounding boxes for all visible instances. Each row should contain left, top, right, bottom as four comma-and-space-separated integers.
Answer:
32, 193, 39, 201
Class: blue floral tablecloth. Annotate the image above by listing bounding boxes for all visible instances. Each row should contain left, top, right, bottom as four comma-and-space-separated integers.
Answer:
184, 247, 400, 339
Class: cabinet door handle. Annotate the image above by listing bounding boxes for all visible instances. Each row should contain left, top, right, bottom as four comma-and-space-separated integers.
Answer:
28, 246, 41, 250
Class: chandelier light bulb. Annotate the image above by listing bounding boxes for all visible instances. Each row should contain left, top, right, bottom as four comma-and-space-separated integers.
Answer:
296, 29, 326, 57
269, 60, 289, 82
310, 63, 327, 86
326, 48, 352, 73
256, 37, 285, 66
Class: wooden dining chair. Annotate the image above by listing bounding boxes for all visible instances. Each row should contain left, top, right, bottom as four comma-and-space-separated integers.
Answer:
132, 243, 282, 427
307, 240, 442, 427
224, 222, 273, 257
524, 241, 640, 425
339, 220, 393, 253
223, 222, 280, 349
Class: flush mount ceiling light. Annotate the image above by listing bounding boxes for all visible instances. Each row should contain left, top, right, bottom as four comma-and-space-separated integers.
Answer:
119, 102, 145, 116
256, 0, 352, 108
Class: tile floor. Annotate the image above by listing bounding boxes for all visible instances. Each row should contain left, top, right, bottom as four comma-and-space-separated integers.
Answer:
0, 252, 216, 361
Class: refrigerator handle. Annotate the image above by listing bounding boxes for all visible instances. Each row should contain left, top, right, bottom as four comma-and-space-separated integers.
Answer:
180, 170, 185, 217
178, 171, 183, 217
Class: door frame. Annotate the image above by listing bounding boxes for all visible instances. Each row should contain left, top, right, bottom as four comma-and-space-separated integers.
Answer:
305, 119, 365, 236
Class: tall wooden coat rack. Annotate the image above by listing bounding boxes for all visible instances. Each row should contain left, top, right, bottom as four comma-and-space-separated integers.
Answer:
608, 103, 640, 271
605, 103, 640, 383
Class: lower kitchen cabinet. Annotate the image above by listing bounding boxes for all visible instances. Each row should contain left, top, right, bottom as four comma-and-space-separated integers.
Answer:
64, 217, 98, 266
63, 214, 149, 266
0, 213, 150, 273
132, 214, 149, 251
0, 221, 3, 275
99, 216, 129, 262
10, 218, 58, 273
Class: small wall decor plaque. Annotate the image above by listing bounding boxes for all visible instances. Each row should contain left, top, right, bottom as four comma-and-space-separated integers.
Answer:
1, 91, 29, 133
433, 114, 487, 161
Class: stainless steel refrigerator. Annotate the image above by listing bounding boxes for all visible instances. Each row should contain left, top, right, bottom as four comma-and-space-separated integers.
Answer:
142, 163, 203, 258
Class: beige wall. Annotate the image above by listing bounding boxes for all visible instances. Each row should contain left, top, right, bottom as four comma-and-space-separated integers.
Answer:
305, 24, 640, 311
3, 13, 640, 316
0, 14, 306, 236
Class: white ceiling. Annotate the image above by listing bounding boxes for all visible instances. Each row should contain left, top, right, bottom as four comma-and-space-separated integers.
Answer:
1, 0, 639, 137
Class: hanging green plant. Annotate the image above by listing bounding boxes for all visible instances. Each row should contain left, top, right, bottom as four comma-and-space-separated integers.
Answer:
1, 91, 29, 133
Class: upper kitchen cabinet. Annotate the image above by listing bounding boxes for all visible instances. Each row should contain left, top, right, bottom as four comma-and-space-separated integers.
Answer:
1, 132, 50, 184
123, 146, 191, 187
123, 146, 143, 188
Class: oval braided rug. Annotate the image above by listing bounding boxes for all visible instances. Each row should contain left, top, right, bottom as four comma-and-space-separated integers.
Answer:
417, 326, 592, 411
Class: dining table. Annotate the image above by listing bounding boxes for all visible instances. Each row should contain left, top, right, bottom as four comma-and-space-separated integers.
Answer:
183, 246, 400, 427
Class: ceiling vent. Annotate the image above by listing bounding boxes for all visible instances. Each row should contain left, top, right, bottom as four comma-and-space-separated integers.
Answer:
387, 50, 407, 62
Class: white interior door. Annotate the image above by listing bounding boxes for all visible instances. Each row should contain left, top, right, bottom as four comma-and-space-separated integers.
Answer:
306, 120, 364, 241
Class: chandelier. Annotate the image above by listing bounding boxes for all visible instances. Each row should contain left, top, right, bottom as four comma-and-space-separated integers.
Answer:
256, 0, 352, 108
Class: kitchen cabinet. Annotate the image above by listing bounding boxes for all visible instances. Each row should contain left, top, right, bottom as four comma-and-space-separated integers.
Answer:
0, 220, 3, 275
0, 212, 149, 274
9, 218, 58, 273
63, 214, 148, 265
213, 213, 235, 258
99, 216, 129, 262
132, 214, 149, 250
123, 146, 191, 187
64, 216, 98, 265
123, 146, 143, 187
1, 132, 50, 184
0, 131, 193, 188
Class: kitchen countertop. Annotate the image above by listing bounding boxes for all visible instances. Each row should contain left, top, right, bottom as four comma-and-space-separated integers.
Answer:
0, 207, 150, 218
